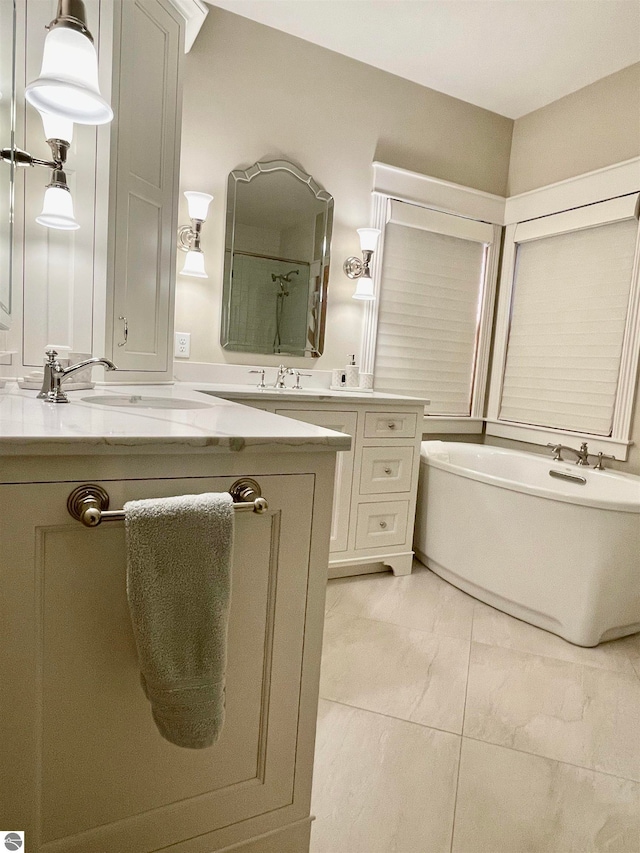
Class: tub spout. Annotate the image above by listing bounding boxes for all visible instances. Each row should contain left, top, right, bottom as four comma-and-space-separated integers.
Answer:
547, 442, 590, 465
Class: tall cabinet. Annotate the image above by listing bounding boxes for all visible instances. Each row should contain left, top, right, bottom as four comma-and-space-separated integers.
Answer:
12, 0, 184, 380
100, 0, 182, 376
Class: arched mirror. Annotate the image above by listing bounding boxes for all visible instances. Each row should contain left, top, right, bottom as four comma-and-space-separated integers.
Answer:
221, 159, 333, 357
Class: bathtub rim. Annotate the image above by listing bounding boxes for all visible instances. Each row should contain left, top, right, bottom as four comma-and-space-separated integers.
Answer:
420, 441, 640, 514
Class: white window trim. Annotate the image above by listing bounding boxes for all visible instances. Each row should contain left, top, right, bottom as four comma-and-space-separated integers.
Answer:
486, 157, 640, 460
362, 163, 505, 434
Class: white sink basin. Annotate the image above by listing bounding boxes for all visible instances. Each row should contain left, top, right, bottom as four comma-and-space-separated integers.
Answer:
82, 395, 212, 410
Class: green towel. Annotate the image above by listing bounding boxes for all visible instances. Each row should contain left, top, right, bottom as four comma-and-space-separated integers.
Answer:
125, 492, 234, 749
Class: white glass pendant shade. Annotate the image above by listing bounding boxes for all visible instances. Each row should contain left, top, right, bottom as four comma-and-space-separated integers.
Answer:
39, 109, 74, 143
36, 185, 80, 230
357, 228, 381, 252
180, 249, 208, 278
184, 191, 213, 222
25, 27, 113, 125
352, 274, 375, 301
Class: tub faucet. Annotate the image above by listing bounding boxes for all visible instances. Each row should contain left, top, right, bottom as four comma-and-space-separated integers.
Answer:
38, 349, 118, 403
547, 442, 590, 465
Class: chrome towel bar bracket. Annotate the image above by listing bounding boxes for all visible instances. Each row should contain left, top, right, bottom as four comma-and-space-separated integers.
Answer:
67, 478, 268, 527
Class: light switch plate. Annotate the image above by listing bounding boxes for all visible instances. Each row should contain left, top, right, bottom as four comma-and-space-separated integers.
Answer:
174, 332, 191, 358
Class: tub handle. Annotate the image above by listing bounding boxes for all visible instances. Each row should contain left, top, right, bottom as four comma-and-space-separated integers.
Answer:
549, 469, 587, 485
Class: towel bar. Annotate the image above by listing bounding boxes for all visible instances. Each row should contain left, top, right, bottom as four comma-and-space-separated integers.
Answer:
67, 478, 268, 527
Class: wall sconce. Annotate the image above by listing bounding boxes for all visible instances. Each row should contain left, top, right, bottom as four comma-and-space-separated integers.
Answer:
177, 191, 213, 278
25, 0, 113, 125
344, 228, 381, 301
0, 0, 112, 230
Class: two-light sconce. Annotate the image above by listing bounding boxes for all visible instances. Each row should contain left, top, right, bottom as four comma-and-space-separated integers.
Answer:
177, 191, 213, 278
0, 0, 113, 230
344, 228, 381, 300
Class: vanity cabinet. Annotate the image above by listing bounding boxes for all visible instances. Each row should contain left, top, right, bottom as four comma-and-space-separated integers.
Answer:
279, 409, 357, 552
14, 0, 183, 380
236, 396, 424, 577
0, 448, 336, 852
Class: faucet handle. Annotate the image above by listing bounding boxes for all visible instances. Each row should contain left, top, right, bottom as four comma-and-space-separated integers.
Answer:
546, 443, 563, 461
292, 370, 312, 390
249, 369, 266, 388
592, 452, 616, 471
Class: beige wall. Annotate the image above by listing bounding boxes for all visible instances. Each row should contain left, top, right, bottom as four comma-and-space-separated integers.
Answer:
178, 10, 640, 474
176, 6, 512, 371
508, 63, 640, 196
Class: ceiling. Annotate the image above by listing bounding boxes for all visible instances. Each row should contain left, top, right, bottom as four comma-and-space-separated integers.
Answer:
207, 0, 640, 119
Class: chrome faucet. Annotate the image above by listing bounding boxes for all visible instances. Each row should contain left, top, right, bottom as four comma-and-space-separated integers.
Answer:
273, 364, 293, 389
38, 349, 118, 403
546, 441, 616, 468
546, 442, 590, 465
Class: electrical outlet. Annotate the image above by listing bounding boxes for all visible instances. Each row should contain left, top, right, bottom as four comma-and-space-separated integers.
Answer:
174, 332, 191, 358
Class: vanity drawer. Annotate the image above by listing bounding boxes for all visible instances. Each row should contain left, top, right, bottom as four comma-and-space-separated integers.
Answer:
364, 411, 418, 439
359, 446, 414, 495
355, 500, 410, 550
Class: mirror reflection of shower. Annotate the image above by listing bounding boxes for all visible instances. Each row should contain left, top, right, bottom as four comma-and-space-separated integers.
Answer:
271, 268, 299, 352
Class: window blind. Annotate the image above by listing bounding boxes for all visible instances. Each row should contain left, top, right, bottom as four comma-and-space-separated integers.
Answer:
375, 205, 489, 415
499, 217, 638, 435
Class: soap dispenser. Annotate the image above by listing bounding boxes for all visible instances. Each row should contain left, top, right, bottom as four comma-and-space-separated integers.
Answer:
345, 353, 359, 388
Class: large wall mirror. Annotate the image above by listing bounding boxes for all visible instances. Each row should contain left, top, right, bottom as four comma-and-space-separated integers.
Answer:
0, 0, 16, 330
221, 159, 333, 357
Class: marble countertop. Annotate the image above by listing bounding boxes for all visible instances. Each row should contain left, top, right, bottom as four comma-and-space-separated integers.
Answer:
0, 382, 353, 456
194, 383, 429, 405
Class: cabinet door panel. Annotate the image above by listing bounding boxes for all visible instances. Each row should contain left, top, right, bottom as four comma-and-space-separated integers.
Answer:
275, 409, 356, 552
109, 0, 181, 372
0, 474, 313, 852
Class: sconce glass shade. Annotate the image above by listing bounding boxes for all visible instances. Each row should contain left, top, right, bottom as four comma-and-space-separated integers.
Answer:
184, 191, 213, 222
352, 274, 375, 301
36, 185, 80, 230
357, 228, 381, 252
39, 109, 74, 143
25, 26, 113, 125
180, 249, 208, 278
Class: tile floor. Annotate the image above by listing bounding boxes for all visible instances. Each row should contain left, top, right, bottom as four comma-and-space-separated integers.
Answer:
310, 561, 640, 853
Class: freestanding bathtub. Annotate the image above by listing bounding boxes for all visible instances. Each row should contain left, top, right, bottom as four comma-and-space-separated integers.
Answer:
415, 441, 640, 647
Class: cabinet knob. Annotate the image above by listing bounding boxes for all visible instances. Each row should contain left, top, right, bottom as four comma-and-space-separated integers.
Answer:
379, 520, 388, 529
384, 467, 392, 475
387, 421, 396, 430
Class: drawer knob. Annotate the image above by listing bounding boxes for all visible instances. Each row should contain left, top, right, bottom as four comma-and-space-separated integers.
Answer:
384, 467, 392, 475
379, 520, 388, 529
387, 421, 396, 430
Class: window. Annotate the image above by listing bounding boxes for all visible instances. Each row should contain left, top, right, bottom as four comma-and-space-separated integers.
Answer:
373, 200, 500, 422
487, 192, 640, 456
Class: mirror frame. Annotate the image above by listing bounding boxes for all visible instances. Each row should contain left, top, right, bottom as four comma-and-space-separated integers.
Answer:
0, 0, 16, 330
221, 159, 334, 358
